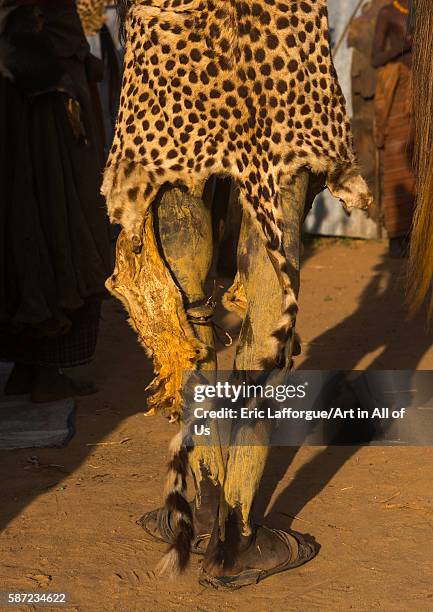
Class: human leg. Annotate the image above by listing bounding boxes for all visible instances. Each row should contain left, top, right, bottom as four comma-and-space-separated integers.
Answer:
202, 171, 314, 585
140, 186, 221, 544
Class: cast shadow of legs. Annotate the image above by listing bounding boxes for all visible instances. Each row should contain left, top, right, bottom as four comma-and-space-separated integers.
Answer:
0, 299, 155, 531
253, 252, 433, 532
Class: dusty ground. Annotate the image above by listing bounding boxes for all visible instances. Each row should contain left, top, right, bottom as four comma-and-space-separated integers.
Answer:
2, 239, 433, 611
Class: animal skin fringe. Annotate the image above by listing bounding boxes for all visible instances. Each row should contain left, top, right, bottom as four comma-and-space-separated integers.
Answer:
105, 209, 208, 422
189, 426, 268, 541
223, 444, 270, 536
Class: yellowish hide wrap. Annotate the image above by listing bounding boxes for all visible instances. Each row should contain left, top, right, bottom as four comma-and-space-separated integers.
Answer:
105, 211, 208, 422
106, 198, 262, 536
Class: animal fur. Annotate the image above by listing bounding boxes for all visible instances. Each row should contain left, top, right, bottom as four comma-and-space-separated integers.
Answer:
107, 0, 373, 574
409, 0, 433, 314
156, 431, 194, 576
104, 0, 372, 368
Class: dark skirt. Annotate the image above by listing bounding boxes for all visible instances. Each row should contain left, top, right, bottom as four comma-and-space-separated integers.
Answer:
0, 63, 111, 366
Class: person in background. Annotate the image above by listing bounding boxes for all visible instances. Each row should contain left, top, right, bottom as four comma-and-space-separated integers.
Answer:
372, 0, 415, 257
0, 1, 111, 402
348, 0, 388, 229
77, 0, 121, 154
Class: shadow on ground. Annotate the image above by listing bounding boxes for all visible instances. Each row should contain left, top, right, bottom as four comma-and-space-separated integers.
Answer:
1, 244, 432, 556
254, 250, 433, 531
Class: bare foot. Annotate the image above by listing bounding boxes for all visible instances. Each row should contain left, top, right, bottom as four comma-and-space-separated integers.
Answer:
31, 367, 97, 403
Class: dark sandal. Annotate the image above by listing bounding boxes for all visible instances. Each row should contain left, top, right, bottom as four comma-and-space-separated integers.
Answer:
198, 526, 317, 590
137, 507, 210, 555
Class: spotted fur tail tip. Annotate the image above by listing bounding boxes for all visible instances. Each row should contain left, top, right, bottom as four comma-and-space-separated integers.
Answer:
156, 433, 194, 578
156, 512, 194, 577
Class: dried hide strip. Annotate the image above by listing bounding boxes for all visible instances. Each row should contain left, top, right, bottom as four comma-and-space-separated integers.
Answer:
106, 211, 208, 423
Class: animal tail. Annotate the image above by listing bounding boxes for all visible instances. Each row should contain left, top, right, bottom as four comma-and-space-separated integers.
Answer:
409, 0, 433, 315
156, 431, 194, 577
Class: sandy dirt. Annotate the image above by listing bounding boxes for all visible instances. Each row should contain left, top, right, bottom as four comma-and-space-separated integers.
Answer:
2, 239, 433, 611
